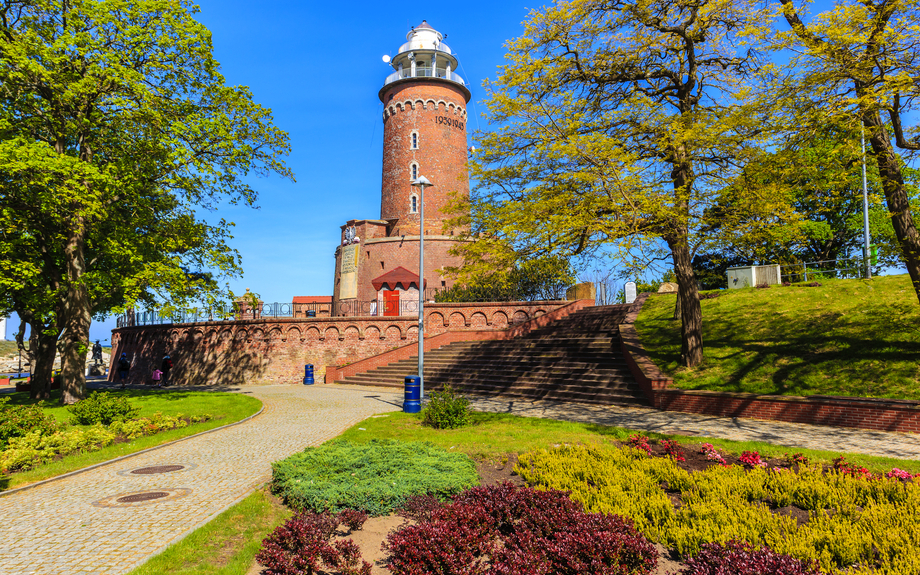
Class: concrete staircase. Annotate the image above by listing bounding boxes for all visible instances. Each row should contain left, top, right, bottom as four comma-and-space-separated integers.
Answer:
335, 304, 648, 406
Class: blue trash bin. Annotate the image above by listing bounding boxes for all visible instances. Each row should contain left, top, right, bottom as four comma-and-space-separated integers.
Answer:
303, 364, 314, 385
403, 376, 421, 413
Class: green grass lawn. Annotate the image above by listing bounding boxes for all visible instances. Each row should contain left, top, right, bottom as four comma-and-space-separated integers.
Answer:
635, 274, 920, 399
0, 388, 262, 491
128, 487, 290, 575
338, 410, 920, 474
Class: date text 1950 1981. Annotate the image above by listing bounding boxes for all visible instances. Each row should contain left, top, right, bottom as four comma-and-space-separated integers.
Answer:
435, 116, 464, 130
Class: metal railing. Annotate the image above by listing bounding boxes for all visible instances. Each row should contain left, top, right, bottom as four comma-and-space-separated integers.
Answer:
780, 257, 869, 283
115, 297, 445, 328
383, 68, 465, 86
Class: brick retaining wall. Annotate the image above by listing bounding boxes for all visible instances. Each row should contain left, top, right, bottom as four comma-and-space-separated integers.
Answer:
620, 293, 920, 433
109, 300, 581, 387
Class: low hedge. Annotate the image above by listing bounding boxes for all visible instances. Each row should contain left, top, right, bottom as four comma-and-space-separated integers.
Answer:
516, 444, 920, 574
271, 439, 478, 516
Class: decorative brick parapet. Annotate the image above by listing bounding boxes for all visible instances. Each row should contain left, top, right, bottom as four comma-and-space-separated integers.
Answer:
618, 292, 920, 433
108, 300, 587, 388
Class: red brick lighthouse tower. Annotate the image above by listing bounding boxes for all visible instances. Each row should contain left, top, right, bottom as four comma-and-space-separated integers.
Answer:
332, 21, 471, 316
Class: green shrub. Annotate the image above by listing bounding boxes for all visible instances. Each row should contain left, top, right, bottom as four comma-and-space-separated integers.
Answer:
0, 397, 61, 448
272, 439, 479, 516
516, 444, 920, 574
67, 392, 140, 425
1, 425, 117, 472
422, 384, 470, 430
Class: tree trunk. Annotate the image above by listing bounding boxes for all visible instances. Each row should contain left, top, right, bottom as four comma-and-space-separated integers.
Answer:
60, 222, 91, 405
863, 111, 920, 304
28, 326, 60, 400
667, 232, 704, 367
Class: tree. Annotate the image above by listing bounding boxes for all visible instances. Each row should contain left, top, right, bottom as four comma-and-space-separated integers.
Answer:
454, 0, 771, 366
438, 256, 575, 302
777, 0, 920, 303
0, 0, 293, 403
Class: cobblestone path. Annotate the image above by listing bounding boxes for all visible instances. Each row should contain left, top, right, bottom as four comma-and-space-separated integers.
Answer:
0, 385, 402, 575
463, 395, 920, 460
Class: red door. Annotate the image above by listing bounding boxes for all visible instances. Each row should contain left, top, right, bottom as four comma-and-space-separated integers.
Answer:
383, 290, 400, 316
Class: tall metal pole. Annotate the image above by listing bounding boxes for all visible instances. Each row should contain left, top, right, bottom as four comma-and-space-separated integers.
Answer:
418, 183, 425, 400
861, 124, 872, 279
412, 176, 432, 399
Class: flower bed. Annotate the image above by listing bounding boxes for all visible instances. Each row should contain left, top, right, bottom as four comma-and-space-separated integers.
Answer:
516, 442, 920, 573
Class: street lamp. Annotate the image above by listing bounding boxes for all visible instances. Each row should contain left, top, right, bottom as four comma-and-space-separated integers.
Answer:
411, 176, 433, 399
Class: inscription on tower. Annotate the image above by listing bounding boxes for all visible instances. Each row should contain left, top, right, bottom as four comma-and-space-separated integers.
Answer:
339, 245, 359, 299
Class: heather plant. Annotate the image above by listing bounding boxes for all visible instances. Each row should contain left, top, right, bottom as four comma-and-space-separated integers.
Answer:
626, 434, 652, 456
516, 444, 920, 573
1, 425, 117, 472
680, 540, 823, 575
272, 439, 478, 516
256, 510, 371, 575
699, 443, 727, 465
384, 482, 658, 575
661, 439, 686, 462
0, 397, 61, 448
739, 451, 766, 469
422, 384, 471, 429
67, 392, 140, 425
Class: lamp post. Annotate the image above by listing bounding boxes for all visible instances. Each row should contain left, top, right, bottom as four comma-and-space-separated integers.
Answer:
860, 124, 872, 279
411, 176, 433, 399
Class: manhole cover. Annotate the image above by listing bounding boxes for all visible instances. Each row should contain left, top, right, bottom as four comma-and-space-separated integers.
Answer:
92, 488, 193, 508
116, 491, 169, 503
131, 465, 185, 475
117, 462, 197, 477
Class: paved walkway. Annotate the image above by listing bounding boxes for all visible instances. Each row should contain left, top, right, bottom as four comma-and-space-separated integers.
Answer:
462, 395, 920, 460
2, 384, 918, 575
0, 385, 403, 575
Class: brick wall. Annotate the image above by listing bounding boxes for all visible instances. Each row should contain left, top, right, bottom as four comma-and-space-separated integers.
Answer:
620, 292, 920, 433
109, 300, 578, 387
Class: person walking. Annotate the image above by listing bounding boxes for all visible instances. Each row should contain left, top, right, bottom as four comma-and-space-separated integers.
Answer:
161, 354, 173, 387
117, 353, 131, 389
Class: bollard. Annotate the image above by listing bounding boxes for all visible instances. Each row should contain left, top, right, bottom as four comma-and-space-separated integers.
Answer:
403, 375, 421, 413
303, 364, 314, 385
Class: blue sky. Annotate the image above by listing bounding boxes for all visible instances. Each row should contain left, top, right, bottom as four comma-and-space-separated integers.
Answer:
4, 1, 537, 343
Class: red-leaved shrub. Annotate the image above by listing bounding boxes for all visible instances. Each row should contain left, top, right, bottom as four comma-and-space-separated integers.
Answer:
680, 540, 822, 575
256, 510, 371, 575
627, 434, 652, 456
395, 494, 444, 523
661, 439, 686, 462
384, 482, 657, 575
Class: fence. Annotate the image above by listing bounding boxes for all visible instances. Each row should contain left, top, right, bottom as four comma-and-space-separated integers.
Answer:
116, 298, 433, 328
780, 257, 869, 283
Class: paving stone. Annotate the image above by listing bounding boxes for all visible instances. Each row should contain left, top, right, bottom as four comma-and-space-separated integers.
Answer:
0, 385, 402, 575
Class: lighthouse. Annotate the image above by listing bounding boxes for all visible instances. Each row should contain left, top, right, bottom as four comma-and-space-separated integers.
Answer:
332, 21, 471, 316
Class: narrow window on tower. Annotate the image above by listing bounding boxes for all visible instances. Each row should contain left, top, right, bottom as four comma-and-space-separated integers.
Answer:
410, 162, 419, 181
410, 131, 419, 149
410, 194, 418, 213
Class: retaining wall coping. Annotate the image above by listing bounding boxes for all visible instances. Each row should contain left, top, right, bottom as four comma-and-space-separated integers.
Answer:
657, 387, 920, 410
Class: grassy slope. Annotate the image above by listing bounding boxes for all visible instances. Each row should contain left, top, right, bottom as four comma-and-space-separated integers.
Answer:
1, 389, 262, 491
635, 274, 920, 399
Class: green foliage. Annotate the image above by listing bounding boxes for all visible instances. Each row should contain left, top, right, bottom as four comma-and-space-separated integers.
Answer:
517, 444, 920, 573
438, 256, 575, 302
271, 439, 479, 517
1, 425, 117, 472
67, 392, 140, 426
0, 397, 61, 448
635, 274, 920, 399
0, 0, 293, 400
422, 384, 471, 429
